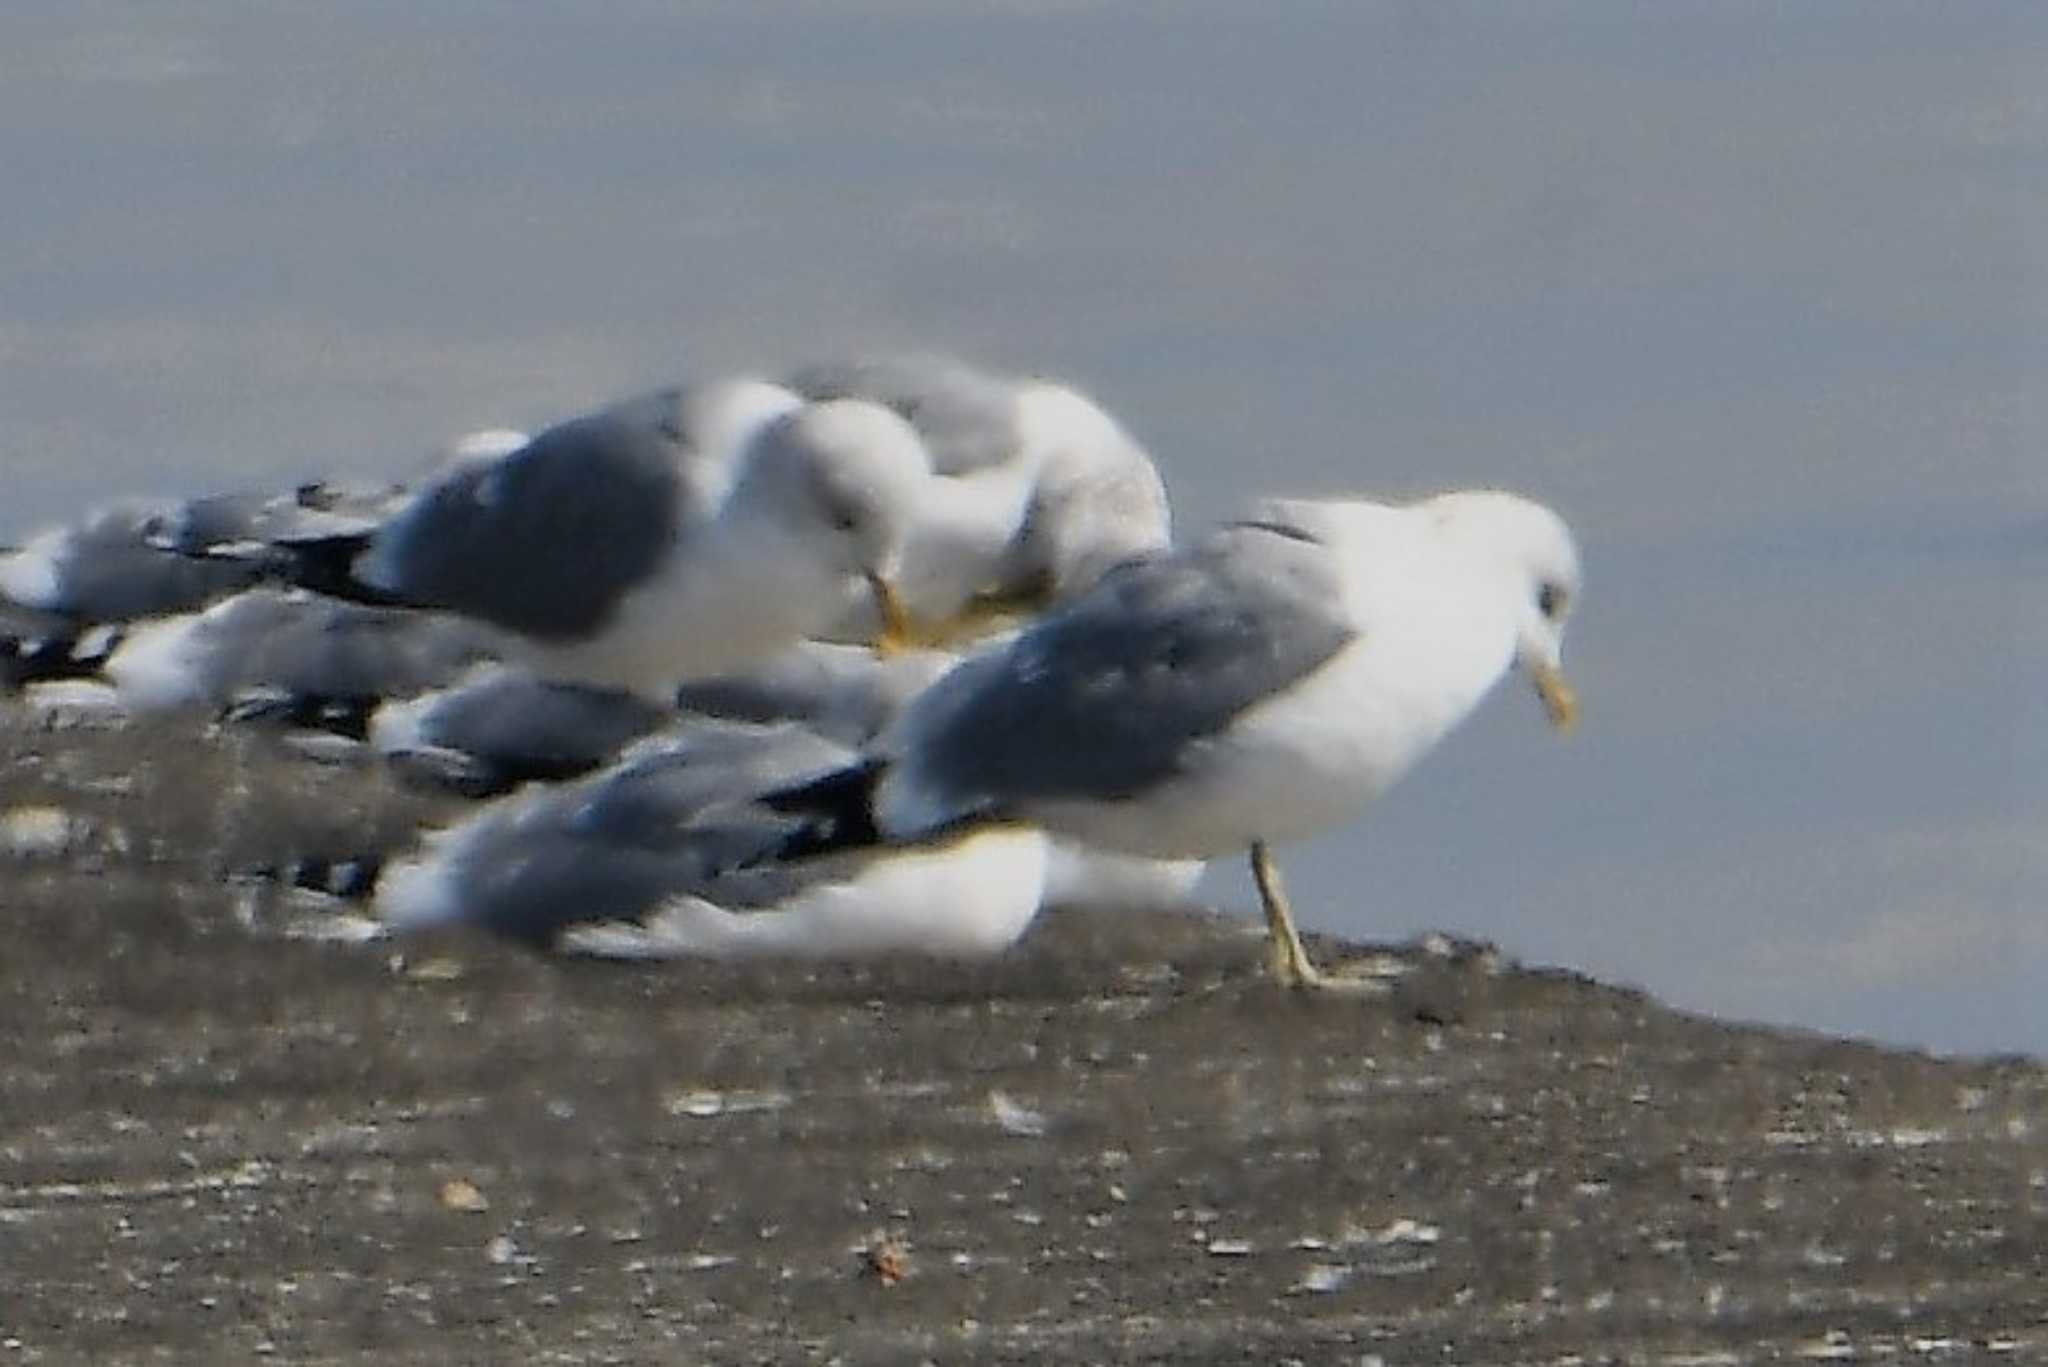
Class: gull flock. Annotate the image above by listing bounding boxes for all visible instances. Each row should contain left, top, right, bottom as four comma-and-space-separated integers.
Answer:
0, 355, 1579, 988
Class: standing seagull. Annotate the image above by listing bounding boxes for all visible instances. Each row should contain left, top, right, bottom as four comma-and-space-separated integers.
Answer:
780, 490, 1581, 989
300, 380, 932, 699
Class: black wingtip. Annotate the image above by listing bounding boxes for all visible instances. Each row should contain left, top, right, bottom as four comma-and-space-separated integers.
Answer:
0, 624, 124, 691
759, 758, 887, 862
239, 531, 408, 609
248, 850, 386, 902
219, 688, 379, 742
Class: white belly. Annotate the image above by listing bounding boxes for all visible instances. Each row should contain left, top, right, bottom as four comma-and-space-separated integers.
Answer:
1026, 628, 1513, 859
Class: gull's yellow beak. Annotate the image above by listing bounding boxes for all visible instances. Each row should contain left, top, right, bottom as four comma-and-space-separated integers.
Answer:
867, 571, 913, 657
941, 582, 1046, 643
863, 576, 1047, 655
1529, 657, 1580, 733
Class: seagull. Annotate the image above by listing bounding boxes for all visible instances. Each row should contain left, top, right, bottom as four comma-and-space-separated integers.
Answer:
789, 355, 1171, 643
361, 720, 1049, 961
89, 587, 502, 720
349, 639, 959, 797
367, 639, 1199, 909
295, 381, 934, 699
772, 490, 1582, 989
0, 453, 467, 693
0, 484, 396, 632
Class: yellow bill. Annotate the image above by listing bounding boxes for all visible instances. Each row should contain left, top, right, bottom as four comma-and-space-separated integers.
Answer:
1529, 657, 1580, 733
867, 570, 913, 657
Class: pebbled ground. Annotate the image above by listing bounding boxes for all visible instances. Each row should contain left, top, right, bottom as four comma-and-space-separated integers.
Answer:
2, 707, 2045, 1364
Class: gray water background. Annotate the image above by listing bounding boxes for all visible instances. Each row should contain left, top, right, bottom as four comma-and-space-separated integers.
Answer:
4, 3, 2041, 1055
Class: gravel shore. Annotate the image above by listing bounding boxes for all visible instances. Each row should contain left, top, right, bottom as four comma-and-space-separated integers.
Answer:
4, 710, 2045, 1363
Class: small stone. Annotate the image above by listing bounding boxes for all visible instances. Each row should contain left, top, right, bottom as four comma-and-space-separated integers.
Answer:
438, 1178, 489, 1213
1376, 1218, 1440, 1246
1796, 1331, 1856, 1361
1292, 1262, 1351, 1294
987, 1090, 1048, 1137
0, 806, 85, 859
863, 1235, 911, 1286
663, 1086, 791, 1118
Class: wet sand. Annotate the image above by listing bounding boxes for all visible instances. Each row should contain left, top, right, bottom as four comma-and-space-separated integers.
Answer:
3, 709, 2045, 1363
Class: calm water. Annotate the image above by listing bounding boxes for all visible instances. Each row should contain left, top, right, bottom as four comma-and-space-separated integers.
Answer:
5, 3, 2041, 1054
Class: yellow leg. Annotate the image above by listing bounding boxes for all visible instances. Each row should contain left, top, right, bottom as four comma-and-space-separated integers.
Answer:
1250, 841, 1321, 987
1249, 842, 1376, 994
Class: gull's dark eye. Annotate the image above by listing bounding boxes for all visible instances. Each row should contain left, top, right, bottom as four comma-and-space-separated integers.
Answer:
812, 480, 862, 533
1537, 581, 1567, 620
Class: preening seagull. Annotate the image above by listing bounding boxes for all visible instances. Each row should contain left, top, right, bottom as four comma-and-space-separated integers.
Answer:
780, 490, 1582, 989
325, 381, 933, 697
789, 355, 1170, 642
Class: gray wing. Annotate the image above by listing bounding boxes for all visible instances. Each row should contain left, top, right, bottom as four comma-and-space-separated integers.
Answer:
16, 486, 411, 623
426, 721, 856, 944
227, 596, 501, 702
395, 670, 670, 790
561, 720, 855, 849
787, 354, 1020, 475
884, 520, 1356, 821
358, 402, 687, 642
5, 501, 272, 621
673, 641, 956, 744
157, 486, 396, 554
